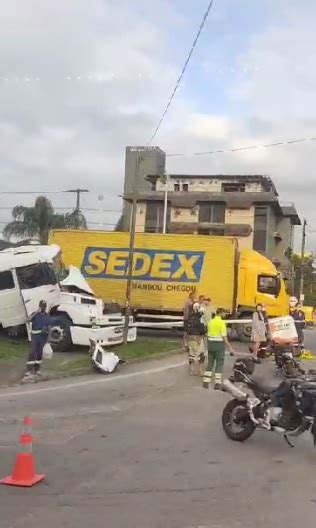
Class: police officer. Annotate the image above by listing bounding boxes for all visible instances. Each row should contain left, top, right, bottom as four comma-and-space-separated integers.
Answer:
24, 300, 51, 380
203, 307, 234, 390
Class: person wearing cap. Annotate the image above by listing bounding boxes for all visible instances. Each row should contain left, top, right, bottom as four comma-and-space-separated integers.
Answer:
203, 307, 234, 390
23, 300, 51, 380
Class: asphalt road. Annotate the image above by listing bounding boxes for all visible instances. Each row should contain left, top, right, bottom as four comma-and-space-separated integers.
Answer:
0, 332, 316, 527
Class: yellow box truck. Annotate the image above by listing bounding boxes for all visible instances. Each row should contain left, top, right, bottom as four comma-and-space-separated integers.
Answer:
50, 230, 289, 339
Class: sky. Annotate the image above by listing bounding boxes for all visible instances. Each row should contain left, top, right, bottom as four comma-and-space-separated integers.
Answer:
0, 0, 315, 249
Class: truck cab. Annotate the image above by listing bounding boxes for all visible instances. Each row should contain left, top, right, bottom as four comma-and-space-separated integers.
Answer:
238, 249, 288, 317
0, 245, 136, 349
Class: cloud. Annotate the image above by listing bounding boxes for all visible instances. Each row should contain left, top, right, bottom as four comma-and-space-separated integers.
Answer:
0, 0, 183, 229
0, 0, 315, 250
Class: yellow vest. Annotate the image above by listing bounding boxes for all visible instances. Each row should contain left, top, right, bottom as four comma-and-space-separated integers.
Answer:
208, 316, 227, 341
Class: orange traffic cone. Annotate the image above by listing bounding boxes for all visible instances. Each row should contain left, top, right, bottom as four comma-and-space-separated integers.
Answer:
1, 417, 45, 487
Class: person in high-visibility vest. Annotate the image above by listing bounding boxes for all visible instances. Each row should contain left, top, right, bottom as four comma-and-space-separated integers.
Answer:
203, 307, 234, 390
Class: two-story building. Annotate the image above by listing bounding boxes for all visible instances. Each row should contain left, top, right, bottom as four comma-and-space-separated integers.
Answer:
121, 148, 301, 279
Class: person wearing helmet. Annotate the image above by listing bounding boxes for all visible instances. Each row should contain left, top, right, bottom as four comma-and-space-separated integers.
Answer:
23, 300, 51, 381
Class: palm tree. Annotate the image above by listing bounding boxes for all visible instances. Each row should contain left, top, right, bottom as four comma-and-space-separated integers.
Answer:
3, 196, 87, 245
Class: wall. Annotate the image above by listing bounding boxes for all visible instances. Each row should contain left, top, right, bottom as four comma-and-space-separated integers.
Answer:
123, 147, 166, 230
156, 178, 222, 193
135, 203, 146, 232
245, 182, 263, 192
225, 206, 254, 250
262, 207, 293, 274
156, 178, 265, 193
274, 216, 293, 273
170, 207, 197, 224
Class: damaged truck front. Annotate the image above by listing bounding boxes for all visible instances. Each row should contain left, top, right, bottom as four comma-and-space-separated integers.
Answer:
0, 245, 136, 351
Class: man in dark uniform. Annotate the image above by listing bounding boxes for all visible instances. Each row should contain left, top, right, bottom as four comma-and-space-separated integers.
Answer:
24, 300, 51, 380
290, 301, 306, 354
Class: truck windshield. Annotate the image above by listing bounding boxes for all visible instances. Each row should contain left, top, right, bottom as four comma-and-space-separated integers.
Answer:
16, 263, 57, 290
257, 275, 279, 296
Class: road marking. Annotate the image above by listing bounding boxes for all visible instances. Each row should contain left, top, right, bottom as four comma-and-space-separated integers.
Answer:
0, 360, 186, 399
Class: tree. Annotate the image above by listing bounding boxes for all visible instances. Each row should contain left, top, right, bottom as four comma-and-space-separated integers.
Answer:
3, 196, 87, 245
291, 253, 316, 303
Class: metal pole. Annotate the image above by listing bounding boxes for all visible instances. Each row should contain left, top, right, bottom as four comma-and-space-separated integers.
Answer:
299, 218, 307, 301
123, 196, 137, 343
65, 188, 89, 229
162, 189, 168, 234
123, 156, 141, 343
162, 174, 168, 234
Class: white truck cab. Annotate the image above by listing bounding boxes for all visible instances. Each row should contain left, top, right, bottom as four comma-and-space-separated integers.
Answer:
0, 245, 136, 350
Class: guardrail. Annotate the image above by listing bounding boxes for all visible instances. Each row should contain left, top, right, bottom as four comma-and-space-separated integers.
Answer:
134, 319, 252, 329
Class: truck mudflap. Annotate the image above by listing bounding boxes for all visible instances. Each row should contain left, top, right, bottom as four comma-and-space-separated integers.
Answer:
70, 325, 137, 347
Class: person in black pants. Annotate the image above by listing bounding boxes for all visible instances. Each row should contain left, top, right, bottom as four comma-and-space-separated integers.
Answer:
24, 300, 51, 380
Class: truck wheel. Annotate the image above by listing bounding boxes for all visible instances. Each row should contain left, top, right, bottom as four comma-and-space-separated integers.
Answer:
236, 315, 252, 342
49, 315, 72, 352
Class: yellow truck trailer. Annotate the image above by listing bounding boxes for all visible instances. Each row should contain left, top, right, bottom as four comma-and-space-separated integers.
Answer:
50, 230, 289, 338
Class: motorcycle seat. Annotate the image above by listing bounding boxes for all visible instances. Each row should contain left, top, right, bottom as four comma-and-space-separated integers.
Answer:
250, 376, 281, 394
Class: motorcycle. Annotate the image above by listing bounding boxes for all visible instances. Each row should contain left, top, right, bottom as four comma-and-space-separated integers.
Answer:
272, 342, 304, 378
221, 357, 316, 447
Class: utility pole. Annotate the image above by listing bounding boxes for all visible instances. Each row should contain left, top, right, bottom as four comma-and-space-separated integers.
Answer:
123, 155, 142, 343
299, 218, 307, 301
65, 188, 89, 228
162, 172, 168, 234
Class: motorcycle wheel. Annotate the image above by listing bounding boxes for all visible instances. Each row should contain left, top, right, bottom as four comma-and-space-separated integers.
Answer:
222, 399, 256, 442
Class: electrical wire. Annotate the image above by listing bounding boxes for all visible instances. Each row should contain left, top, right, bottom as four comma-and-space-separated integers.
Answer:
165, 136, 316, 157
148, 0, 215, 144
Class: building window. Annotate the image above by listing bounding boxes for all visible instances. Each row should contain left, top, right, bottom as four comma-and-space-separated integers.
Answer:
174, 183, 180, 192
145, 201, 170, 233
222, 183, 246, 192
253, 206, 268, 252
182, 183, 189, 192
151, 182, 156, 191
198, 203, 226, 224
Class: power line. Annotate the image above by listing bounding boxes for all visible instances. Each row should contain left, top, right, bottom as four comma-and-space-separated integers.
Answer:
148, 0, 215, 144
166, 136, 316, 157
0, 206, 121, 213
0, 191, 64, 195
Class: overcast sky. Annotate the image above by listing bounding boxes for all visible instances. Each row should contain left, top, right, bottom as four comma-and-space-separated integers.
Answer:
0, 0, 315, 249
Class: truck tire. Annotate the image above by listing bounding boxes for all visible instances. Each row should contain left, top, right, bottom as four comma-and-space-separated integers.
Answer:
236, 314, 253, 342
49, 314, 72, 352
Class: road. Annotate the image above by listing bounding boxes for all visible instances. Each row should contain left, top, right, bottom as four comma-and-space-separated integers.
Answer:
0, 332, 316, 527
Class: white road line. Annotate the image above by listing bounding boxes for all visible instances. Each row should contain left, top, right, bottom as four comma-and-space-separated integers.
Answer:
0, 360, 186, 399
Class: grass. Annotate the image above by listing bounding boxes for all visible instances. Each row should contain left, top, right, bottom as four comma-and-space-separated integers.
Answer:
0, 337, 29, 361
0, 336, 181, 380
116, 339, 179, 360
47, 339, 180, 375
